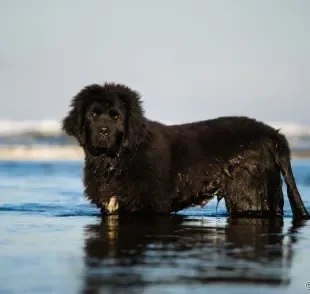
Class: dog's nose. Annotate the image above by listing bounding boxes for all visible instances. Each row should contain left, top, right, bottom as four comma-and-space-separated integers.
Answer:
99, 127, 108, 135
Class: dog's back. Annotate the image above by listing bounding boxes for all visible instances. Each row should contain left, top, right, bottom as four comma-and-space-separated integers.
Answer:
166, 116, 309, 219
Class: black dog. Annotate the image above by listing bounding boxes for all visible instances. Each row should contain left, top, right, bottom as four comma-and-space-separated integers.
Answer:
62, 83, 309, 219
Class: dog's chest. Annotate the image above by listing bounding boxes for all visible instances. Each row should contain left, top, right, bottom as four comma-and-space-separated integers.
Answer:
85, 156, 128, 196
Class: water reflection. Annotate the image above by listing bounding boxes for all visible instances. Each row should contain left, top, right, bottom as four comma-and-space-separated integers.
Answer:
82, 216, 306, 294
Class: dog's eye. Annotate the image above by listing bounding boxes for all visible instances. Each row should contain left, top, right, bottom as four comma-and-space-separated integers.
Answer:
91, 108, 101, 117
109, 109, 122, 121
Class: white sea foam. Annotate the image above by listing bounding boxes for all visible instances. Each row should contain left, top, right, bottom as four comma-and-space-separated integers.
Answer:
0, 120, 62, 136
161, 120, 310, 138
0, 119, 309, 160
267, 122, 310, 137
0, 119, 309, 138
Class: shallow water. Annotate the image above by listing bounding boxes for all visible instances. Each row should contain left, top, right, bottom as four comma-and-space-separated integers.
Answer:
1, 160, 310, 294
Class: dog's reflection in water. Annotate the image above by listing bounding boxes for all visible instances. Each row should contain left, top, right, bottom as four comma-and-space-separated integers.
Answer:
82, 215, 305, 294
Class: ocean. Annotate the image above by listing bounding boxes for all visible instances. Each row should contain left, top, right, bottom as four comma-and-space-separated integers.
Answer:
1, 159, 310, 294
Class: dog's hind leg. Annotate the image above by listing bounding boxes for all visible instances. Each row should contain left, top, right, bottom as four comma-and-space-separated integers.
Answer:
266, 169, 284, 217
277, 155, 309, 219
272, 135, 309, 219
224, 165, 270, 217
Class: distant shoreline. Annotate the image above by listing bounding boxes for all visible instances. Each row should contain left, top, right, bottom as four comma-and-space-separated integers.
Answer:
292, 150, 310, 159
0, 146, 83, 161
0, 146, 309, 161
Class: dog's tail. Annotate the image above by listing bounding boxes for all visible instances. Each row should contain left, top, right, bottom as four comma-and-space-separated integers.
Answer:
274, 132, 309, 219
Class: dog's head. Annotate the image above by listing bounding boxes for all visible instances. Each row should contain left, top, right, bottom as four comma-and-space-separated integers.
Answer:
62, 83, 148, 156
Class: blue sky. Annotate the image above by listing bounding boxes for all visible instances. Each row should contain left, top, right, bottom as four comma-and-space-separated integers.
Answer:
0, 0, 309, 123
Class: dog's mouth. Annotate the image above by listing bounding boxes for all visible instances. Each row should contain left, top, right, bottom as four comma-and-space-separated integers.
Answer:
88, 136, 118, 157
101, 196, 119, 215
88, 128, 124, 157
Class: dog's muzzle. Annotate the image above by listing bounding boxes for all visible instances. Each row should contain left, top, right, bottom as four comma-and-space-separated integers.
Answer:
98, 127, 108, 136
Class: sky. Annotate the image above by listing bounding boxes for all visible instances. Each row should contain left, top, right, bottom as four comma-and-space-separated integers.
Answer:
0, 0, 309, 124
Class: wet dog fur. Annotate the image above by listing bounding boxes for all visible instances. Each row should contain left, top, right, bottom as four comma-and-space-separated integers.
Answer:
62, 83, 309, 219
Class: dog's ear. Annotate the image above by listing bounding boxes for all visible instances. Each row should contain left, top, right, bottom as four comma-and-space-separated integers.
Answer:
62, 106, 86, 146
117, 86, 150, 149
123, 114, 149, 149
63, 84, 105, 146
